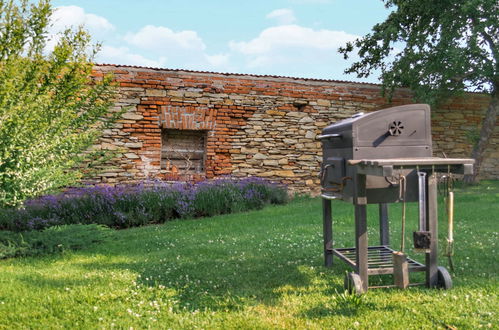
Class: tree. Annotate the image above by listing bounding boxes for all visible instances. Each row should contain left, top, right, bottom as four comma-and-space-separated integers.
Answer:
339, 0, 498, 182
0, 0, 116, 207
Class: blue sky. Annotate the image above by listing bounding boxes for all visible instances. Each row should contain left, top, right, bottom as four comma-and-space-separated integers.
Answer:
50, 0, 392, 82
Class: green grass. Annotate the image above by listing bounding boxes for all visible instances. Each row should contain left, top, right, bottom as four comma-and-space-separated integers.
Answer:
0, 181, 498, 329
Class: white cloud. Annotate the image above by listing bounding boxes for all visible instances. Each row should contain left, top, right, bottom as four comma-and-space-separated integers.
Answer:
45, 6, 114, 54
51, 6, 114, 35
205, 53, 230, 67
97, 45, 167, 68
47, 7, 228, 72
124, 25, 206, 52
44, 5, 370, 81
229, 24, 357, 56
121, 25, 235, 72
266, 9, 296, 25
226, 24, 363, 80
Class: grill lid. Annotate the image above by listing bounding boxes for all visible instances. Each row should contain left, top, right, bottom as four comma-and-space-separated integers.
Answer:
320, 104, 431, 149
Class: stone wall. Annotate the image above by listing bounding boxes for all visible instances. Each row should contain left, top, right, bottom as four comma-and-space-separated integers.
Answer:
88, 65, 498, 193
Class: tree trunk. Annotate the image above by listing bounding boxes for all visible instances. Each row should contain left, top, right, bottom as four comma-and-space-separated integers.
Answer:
465, 86, 499, 183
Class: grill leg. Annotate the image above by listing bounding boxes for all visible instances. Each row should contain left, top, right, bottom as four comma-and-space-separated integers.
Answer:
323, 198, 333, 267
379, 203, 389, 246
355, 174, 368, 293
426, 174, 439, 288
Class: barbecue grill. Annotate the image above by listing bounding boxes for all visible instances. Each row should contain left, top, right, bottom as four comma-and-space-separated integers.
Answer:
318, 104, 474, 293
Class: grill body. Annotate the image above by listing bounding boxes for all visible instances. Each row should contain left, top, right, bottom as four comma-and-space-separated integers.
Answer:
319, 103, 474, 293
320, 104, 432, 203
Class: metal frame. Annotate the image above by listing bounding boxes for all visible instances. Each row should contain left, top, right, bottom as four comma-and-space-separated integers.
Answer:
322, 159, 473, 292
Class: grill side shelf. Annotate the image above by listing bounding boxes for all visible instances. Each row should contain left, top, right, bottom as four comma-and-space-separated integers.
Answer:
349, 158, 474, 176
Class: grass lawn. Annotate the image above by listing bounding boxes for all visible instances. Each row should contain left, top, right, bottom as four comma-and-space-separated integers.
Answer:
0, 181, 498, 329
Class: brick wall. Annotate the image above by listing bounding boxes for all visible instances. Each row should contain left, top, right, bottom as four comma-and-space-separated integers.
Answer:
88, 65, 498, 193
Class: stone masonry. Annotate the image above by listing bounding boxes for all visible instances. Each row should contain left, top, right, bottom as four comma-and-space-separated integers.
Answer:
88, 65, 498, 194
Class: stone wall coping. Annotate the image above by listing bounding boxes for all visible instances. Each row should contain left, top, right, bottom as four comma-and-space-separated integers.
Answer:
95, 63, 392, 89
95, 63, 490, 97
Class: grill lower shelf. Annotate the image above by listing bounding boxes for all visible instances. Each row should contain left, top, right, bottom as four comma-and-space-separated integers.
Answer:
332, 245, 426, 275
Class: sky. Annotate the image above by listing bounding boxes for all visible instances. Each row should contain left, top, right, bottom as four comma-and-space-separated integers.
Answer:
49, 0, 392, 83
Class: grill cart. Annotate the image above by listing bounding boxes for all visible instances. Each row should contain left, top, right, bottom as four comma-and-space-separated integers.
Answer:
318, 104, 474, 294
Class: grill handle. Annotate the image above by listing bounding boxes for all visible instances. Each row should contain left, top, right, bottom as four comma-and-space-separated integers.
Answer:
317, 133, 342, 140
417, 171, 427, 231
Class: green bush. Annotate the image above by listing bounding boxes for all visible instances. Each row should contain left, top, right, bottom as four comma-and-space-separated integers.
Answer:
0, 0, 117, 208
0, 224, 111, 259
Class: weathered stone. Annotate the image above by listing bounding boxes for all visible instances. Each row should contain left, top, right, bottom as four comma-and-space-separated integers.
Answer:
305, 142, 320, 148
263, 159, 279, 166
167, 90, 184, 97
283, 138, 298, 144
301, 125, 316, 130
125, 142, 143, 148
317, 99, 331, 107
101, 143, 119, 150
298, 155, 314, 161
260, 171, 275, 177
100, 172, 118, 177
146, 89, 166, 97
120, 98, 141, 104
266, 110, 286, 116
286, 111, 307, 118
122, 113, 144, 120
293, 99, 308, 106
196, 98, 210, 104
299, 116, 314, 123
241, 147, 258, 154
275, 170, 295, 177
271, 122, 287, 127
183, 91, 201, 98
278, 158, 289, 165
124, 153, 140, 159
305, 131, 316, 139
240, 168, 260, 174
253, 153, 268, 160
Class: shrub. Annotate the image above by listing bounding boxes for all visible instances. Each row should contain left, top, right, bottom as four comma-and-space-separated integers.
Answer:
0, 177, 288, 231
0, 0, 117, 208
0, 224, 111, 259
194, 179, 247, 217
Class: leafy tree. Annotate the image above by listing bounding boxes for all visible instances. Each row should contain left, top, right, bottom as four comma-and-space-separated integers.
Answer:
339, 0, 498, 182
0, 0, 116, 207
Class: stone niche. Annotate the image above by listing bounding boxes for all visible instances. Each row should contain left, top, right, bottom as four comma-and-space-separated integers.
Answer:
159, 105, 216, 179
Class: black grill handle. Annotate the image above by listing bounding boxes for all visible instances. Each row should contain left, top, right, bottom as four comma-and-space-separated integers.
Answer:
317, 133, 342, 140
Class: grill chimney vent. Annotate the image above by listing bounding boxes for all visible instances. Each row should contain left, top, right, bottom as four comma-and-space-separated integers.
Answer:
388, 120, 404, 136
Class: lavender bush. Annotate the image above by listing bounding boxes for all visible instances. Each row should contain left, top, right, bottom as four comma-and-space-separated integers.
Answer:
0, 177, 288, 232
